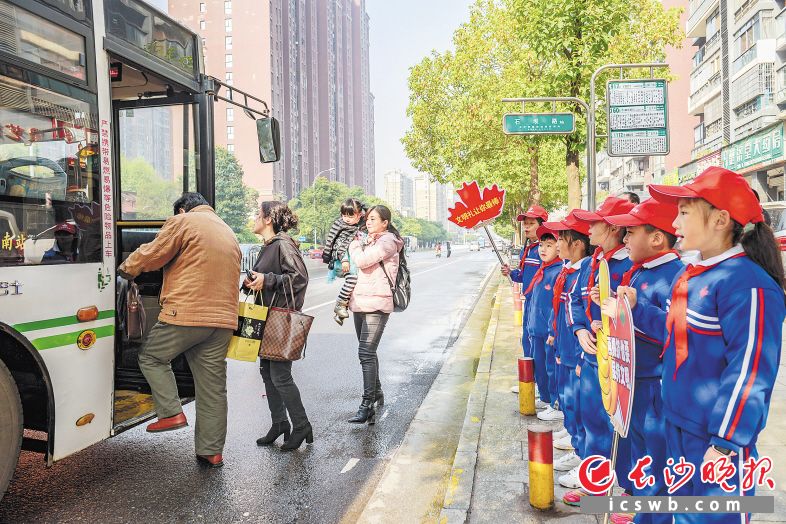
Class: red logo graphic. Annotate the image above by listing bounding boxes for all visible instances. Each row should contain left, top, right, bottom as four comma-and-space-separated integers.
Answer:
579, 455, 616, 495
628, 456, 656, 490
664, 456, 696, 494
447, 181, 505, 229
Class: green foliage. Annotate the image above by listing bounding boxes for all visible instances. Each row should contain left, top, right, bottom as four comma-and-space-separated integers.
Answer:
403, 0, 683, 212
288, 177, 447, 244
120, 156, 182, 219
215, 147, 258, 241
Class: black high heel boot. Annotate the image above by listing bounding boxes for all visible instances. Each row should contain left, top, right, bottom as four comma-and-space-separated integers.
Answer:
348, 400, 376, 425
256, 421, 291, 446
281, 422, 314, 451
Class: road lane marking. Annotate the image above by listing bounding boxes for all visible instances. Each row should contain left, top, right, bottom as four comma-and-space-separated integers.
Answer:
341, 458, 360, 474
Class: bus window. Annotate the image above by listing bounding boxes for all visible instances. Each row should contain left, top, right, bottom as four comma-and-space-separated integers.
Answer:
117, 105, 197, 220
0, 75, 102, 266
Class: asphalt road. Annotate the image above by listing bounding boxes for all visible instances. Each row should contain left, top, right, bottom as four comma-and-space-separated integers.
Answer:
1, 247, 497, 524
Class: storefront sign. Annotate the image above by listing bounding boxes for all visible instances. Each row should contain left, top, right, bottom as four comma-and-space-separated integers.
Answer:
722, 123, 784, 172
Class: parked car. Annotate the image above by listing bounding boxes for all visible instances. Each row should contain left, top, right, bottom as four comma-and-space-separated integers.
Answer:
469, 242, 480, 252
308, 246, 324, 259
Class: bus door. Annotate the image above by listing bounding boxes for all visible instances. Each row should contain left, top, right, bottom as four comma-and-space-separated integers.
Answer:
109, 58, 202, 433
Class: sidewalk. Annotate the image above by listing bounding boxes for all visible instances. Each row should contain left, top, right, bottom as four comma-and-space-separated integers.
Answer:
440, 277, 786, 524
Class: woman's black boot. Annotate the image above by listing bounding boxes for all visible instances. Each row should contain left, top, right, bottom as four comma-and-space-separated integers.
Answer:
256, 421, 291, 446
281, 422, 314, 451
348, 400, 376, 425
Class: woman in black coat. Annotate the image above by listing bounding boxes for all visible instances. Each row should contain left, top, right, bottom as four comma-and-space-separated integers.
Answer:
244, 201, 311, 451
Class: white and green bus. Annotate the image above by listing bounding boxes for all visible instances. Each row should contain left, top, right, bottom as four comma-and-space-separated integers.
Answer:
0, 0, 278, 500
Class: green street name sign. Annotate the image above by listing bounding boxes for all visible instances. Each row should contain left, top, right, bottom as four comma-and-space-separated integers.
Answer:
502, 113, 575, 135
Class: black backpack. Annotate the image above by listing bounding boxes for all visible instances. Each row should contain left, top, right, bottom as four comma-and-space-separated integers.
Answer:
380, 248, 411, 312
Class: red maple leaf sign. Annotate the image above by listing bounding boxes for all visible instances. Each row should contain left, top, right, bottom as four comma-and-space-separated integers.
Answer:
448, 181, 506, 230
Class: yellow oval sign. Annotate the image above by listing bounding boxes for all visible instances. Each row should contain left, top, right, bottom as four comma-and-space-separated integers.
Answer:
76, 413, 95, 426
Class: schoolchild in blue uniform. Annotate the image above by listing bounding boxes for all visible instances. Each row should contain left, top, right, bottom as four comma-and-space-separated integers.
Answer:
626, 167, 786, 524
524, 225, 562, 411
561, 197, 635, 499
602, 199, 684, 524
503, 205, 549, 362
541, 211, 593, 481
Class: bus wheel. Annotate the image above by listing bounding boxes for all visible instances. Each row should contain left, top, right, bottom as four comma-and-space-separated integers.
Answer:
0, 359, 22, 502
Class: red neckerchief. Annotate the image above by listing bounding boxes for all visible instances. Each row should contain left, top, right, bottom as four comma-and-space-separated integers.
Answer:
524, 257, 561, 295
552, 264, 578, 336
620, 250, 679, 286
518, 241, 540, 270
662, 252, 746, 379
585, 244, 627, 318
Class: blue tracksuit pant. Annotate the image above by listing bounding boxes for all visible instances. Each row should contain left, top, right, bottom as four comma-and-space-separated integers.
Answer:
665, 421, 754, 523
522, 300, 532, 358
545, 340, 558, 407
558, 363, 584, 458
579, 360, 632, 492
531, 336, 551, 405
631, 378, 670, 524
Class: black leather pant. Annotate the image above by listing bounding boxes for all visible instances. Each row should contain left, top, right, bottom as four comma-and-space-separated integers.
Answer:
353, 312, 389, 402
259, 359, 309, 429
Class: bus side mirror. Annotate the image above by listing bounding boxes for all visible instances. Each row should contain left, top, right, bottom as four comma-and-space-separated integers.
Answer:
256, 117, 281, 163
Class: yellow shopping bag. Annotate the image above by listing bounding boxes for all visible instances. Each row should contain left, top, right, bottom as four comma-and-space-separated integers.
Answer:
227, 291, 269, 362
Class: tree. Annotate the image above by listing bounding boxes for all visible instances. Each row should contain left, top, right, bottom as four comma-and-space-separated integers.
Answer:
511, 0, 683, 207
404, 0, 683, 219
215, 147, 258, 242
120, 156, 181, 219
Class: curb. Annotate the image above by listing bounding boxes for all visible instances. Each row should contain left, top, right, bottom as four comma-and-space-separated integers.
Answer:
348, 264, 500, 524
439, 279, 505, 523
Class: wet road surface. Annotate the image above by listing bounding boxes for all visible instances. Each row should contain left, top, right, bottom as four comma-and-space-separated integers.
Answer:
1, 248, 497, 523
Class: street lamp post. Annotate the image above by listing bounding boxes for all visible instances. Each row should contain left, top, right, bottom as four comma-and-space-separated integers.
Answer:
312, 167, 335, 246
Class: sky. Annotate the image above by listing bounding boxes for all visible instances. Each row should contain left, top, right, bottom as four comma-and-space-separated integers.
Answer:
367, 0, 474, 195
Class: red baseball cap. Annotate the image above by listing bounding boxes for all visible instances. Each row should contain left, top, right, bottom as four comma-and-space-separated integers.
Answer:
542, 210, 591, 236
604, 198, 678, 235
648, 166, 764, 226
573, 196, 636, 223
516, 204, 549, 222
54, 222, 76, 235
535, 225, 557, 241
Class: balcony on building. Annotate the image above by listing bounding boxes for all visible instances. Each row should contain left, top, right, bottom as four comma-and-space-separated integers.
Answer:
777, 63, 786, 104
693, 31, 722, 69
687, 0, 720, 38
689, 60, 722, 115
733, 41, 778, 79
777, 7, 786, 51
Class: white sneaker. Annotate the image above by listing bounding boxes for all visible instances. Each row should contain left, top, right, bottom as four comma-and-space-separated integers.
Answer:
554, 451, 581, 471
554, 435, 574, 450
536, 407, 564, 421
535, 399, 549, 410
510, 385, 519, 394
558, 465, 583, 489
553, 428, 569, 440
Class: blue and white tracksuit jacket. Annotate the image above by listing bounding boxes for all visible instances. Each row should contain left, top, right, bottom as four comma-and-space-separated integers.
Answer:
659, 245, 784, 520
526, 261, 563, 406
549, 257, 589, 455
511, 241, 542, 357
625, 252, 684, 523
568, 248, 632, 487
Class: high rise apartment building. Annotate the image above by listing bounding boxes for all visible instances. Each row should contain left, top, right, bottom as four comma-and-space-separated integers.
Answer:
681, 0, 786, 201
169, 0, 375, 201
169, 0, 275, 197
383, 169, 414, 216
413, 173, 450, 225
270, 0, 375, 199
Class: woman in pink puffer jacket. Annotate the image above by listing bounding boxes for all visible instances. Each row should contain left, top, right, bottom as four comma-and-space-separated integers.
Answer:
346, 205, 404, 425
